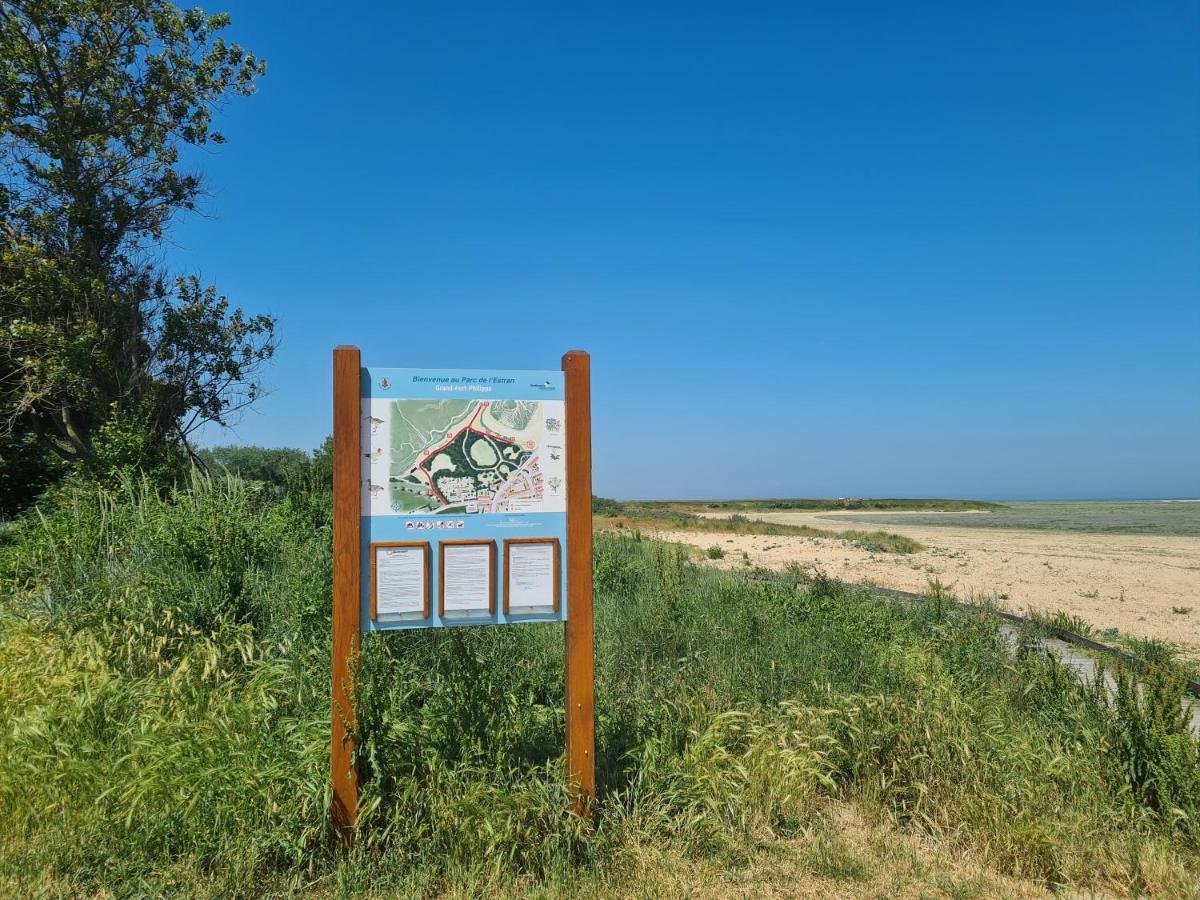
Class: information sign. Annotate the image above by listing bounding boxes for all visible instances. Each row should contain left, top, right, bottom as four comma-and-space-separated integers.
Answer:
330, 348, 595, 839
359, 367, 568, 630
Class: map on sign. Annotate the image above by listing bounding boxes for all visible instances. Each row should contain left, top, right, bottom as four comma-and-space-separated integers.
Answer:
359, 366, 569, 632
362, 398, 566, 516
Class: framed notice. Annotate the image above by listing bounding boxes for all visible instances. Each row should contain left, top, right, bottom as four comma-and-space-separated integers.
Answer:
371, 542, 431, 620
439, 539, 496, 616
504, 538, 560, 614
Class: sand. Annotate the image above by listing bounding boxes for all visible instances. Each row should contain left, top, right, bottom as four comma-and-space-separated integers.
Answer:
647, 510, 1200, 653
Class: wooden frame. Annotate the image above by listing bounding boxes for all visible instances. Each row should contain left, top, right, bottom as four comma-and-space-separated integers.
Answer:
438, 538, 497, 616
503, 537, 561, 614
370, 541, 432, 620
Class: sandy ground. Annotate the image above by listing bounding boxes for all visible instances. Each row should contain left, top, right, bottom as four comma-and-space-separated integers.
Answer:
649, 510, 1200, 652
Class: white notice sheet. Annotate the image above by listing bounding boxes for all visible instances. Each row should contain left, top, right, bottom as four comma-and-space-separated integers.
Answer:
507, 542, 557, 611
375, 545, 426, 616
442, 543, 493, 612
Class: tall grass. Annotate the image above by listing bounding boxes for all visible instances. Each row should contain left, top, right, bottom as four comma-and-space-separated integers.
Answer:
1, 477, 1198, 895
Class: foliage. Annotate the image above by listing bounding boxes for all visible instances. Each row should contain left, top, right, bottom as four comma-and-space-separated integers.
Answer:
195, 437, 335, 500
0, 426, 63, 516
1027, 607, 1097, 638
198, 444, 310, 491
0, 0, 273, 489
0, 481, 1199, 895
591, 495, 626, 516
309, 434, 333, 488
597, 506, 924, 554
1109, 660, 1200, 823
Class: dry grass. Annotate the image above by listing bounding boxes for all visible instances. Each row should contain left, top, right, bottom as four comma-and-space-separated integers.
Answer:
610, 800, 1053, 899
597, 513, 925, 554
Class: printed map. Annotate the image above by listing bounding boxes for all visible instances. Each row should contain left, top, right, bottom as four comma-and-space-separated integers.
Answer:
362, 398, 566, 515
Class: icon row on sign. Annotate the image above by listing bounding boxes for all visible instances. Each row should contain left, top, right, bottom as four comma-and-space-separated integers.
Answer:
405, 520, 465, 531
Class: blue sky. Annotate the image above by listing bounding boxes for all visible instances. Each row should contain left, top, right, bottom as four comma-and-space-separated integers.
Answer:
174, 1, 1200, 500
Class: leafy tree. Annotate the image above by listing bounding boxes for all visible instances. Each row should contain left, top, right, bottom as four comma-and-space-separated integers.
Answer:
309, 434, 333, 488
0, 427, 63, 515
0, 0, 273, 491
592, 496, 626, 516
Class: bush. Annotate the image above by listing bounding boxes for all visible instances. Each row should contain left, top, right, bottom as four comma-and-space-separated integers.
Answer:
706, 545, 726, 560
0, 430, 66, 519
591, 495, 627, 516
196, 445, 311, 494
1108, 660, 1200, 833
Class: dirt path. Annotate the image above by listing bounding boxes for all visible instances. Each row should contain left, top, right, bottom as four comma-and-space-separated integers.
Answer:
650, 510, 1200, 652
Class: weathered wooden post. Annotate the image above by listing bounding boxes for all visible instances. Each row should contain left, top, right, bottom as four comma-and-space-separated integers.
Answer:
331, 345, 361, 837
562, 350, 596, 812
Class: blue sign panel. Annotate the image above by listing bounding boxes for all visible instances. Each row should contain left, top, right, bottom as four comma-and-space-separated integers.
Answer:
359, 367, 568, 631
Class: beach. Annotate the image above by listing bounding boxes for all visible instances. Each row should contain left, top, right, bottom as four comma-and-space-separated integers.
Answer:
649, 507, 1200, 652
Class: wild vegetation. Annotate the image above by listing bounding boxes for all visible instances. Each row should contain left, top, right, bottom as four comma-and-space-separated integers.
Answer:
2, 476, 1199, 896
1026, 608, 1200, 697
197, 441, 331, 497
808, 500, 1200, 538
595, 498, 924, 554
624, 498, 1008, 513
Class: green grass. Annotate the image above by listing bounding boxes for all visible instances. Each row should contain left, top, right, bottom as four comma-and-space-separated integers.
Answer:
1, 477, 1199, 896
1023, 608, 1200, 692
597, 509, 925, 554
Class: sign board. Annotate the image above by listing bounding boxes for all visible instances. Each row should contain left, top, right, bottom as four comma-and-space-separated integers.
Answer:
330, 348, 595, 840
360, 368, 568, 629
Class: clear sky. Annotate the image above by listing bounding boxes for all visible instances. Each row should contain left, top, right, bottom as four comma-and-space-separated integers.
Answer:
174, 1, 1200, 500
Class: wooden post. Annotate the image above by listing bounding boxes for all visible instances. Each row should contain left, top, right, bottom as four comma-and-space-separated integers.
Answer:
331, 345, 362, 838
562, 350, 596, 813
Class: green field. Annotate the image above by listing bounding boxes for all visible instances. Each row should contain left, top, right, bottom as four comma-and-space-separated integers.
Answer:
2, 478, 1200, 896
791, 500, 1200, 537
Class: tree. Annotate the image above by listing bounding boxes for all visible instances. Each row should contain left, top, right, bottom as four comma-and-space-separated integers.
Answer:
196, 444, 309, 492
0, 427, 63, 514
0, 0, 273, 489
309, 434, 333, 488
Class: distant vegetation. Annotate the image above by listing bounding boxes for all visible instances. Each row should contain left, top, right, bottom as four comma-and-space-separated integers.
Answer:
827, 500, 1200, 538
654, 498, 1007, 513
594, 498, 925, 554
2, 480, 1199, 895
197, 442, 331, 495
